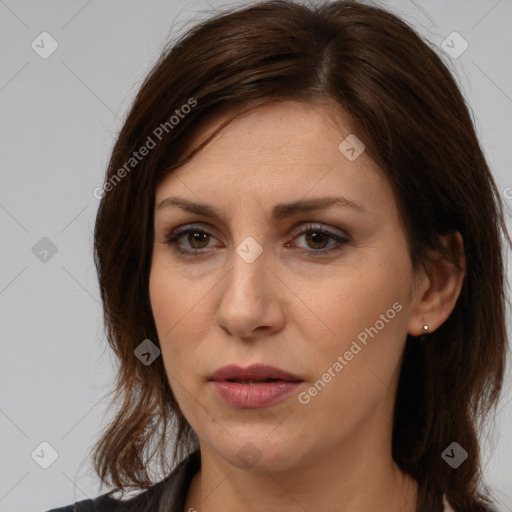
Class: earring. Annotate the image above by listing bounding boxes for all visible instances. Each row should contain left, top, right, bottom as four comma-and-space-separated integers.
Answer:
420, 324, 428, 341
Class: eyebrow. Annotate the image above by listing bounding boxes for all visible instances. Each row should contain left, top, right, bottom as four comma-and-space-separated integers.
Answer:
156, 195, 368, 220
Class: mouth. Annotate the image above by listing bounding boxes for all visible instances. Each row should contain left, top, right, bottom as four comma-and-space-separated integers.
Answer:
225, 378, 280, 384
208, 364, 304, 408
209, 363, 304, 383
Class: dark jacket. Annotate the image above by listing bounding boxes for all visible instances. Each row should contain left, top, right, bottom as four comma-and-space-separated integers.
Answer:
45, 450, 201, 512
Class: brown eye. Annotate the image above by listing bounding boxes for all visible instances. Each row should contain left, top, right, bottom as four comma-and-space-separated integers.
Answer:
186, 231, 210, 249
164, 223, 349, 258
164, 227, 217, 255
290, 224, 349, 257
304, 231, 331, 250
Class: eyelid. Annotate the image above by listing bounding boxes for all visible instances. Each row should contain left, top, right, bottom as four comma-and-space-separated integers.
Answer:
162, 221, 351, 257
164, 220, 348, 239
290, 221, 348, 239
288, 223, 350, 256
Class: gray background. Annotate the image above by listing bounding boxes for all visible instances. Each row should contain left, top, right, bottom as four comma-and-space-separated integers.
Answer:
1, 0, 511, 511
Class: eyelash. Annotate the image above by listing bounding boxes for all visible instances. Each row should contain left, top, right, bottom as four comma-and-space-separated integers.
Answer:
163, 223, 349, 258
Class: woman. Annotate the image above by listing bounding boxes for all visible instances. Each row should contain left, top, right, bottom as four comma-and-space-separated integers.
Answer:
48, 1, 510, 511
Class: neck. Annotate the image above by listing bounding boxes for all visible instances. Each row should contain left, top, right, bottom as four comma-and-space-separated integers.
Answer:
184, 436, 418, 512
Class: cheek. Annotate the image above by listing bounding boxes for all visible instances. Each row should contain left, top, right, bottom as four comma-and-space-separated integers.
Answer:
318, 259, 410, 350
149, 267, 173, 340
149, 258, 199, 338
149, 279, 196, 415
301, 251, 412, 402
149, 267, 186, 372
296, 298, 407, 443
149, 263, 209, 390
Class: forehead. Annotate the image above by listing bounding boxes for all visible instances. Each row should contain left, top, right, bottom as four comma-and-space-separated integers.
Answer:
177, 100, 350, 164
155, 100, 395, 219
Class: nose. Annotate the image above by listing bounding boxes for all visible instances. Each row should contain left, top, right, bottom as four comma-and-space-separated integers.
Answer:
215, 244, 286, 340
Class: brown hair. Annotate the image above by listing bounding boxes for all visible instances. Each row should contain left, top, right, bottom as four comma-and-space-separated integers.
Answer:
91, 1, 511, 511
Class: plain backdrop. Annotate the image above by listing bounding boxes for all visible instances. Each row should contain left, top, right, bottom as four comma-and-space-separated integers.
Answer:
1, 1, 511, 511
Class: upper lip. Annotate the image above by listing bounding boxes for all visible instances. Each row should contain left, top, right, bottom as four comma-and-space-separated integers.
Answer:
209, 364, 303, 382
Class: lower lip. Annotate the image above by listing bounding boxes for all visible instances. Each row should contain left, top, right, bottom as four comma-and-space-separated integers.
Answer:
210, 380, 302, 408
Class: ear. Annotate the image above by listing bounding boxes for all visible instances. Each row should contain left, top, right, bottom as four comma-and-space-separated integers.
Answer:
407, 231, 466, 336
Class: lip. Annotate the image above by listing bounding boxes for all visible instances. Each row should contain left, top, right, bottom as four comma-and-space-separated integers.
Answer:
209, 363, 303, 382
209, 364, 304, 409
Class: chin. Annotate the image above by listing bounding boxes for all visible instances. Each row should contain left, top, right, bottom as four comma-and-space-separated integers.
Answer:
216, 434, 307, 472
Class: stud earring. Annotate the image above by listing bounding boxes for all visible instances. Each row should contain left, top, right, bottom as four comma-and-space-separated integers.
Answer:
420, 324, 429, 340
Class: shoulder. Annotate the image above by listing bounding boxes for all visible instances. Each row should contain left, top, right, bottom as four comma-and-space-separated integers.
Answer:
43, 492, 137, 512
44, 499, 97, 512
44, 450, 201, 512
44, 482, 170, 512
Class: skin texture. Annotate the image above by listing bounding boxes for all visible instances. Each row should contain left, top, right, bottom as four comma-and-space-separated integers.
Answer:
149, 100, 465, 512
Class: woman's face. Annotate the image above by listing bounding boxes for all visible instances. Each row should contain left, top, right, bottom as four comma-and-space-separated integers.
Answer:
149, 100, 425, 471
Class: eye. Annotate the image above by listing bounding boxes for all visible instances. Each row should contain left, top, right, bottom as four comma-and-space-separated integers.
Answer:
162, 223, 349, 257
163, 225, 217, 256
288, 223, 349, 257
